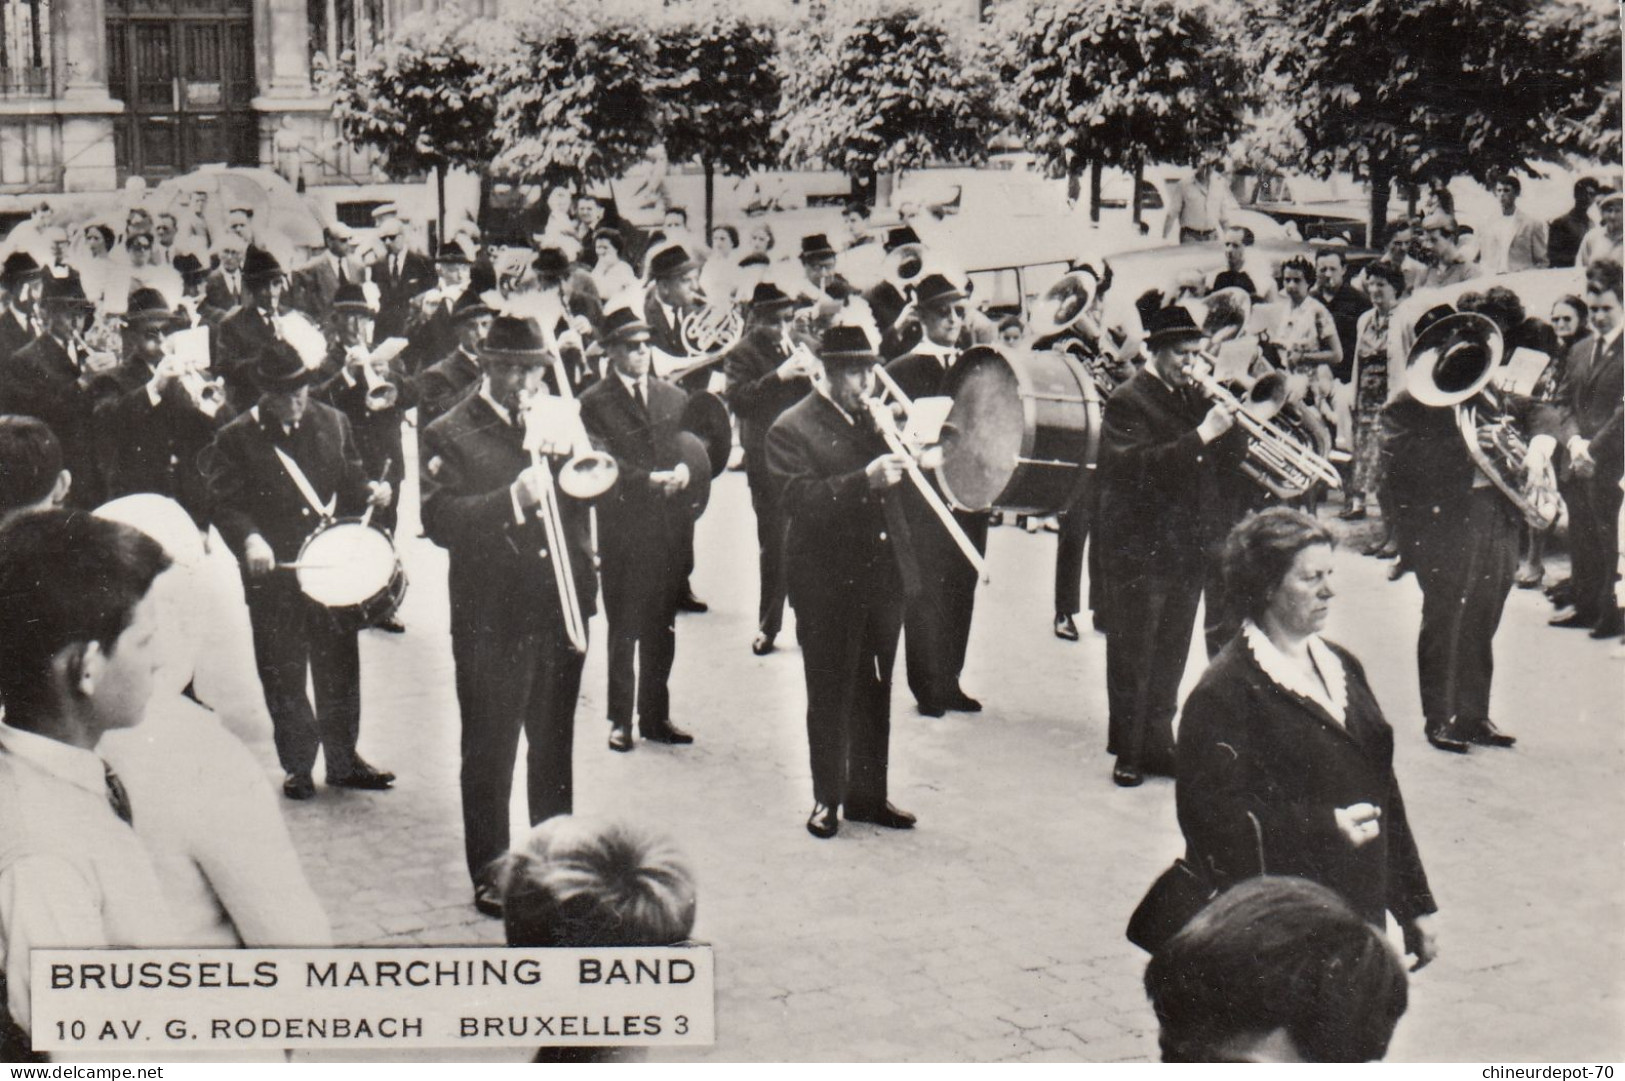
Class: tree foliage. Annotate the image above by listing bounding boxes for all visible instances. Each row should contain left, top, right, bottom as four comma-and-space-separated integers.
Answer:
994, 0, 1254, 179
325, 8, 508, 179
777, 1, 1001, 181
653, 3, 783, 179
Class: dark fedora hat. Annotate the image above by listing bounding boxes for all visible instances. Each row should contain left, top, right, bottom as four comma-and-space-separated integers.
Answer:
647, 244, 698, 280
451, 288, 495, 324
241, 246, 284, 284
252, 340, 315, 392
39, 273, 95, 309
744, 281, 805, 311
799, 233, 838, 261
884, 225, 922, 252
533, 246, 572, 279
331, 282, 374, 315
1, 251, 42, 289
479, 315, 550, 365
1414, 303, 1457, 338
600, 305, 652, 346
124, 287, 177, 329
913, 273, 968, 310
172, 252, 206, 283
433, 242, 471, 265
818, 324, 876, 366
1144, 305, 1205, 347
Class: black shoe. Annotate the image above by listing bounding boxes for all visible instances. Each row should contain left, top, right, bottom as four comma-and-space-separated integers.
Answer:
641, 720, 694, 745
806, 803, 838, 839
1387, 560, 1410, 581
845, 802, 916, 829
371, 616, 406, 634
1112, 761, 1143, 787
1550, 609, 1598, 629
608, 725, 634, 753
1467, 719, 1517, 748
1337, 504, 1367, 521
1054, 613, 1080, 641
751, 632, 776, 656
1590, 609, 1623, 638
473, 881, 503, 919
677, 590, 708, 613
946, 690, 982, 713
1425, 719, 1471, 754
1375, 542, 1400, 560
918, 700, 946, 718
328, 762, 396, 790
283, 773, 316, 800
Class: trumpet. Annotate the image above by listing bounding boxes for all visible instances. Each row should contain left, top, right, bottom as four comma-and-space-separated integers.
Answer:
345, 344, 400, 412
1182, 355, 1343, 499
179, 367, 227, 417
865, 361, 990, 583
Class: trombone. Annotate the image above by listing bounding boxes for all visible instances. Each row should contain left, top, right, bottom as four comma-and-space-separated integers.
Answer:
1182, 354, 1343, 498
520, 410, 591, 655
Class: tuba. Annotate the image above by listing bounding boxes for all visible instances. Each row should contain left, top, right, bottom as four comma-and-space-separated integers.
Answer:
1404, 312, 1562, 529
881, 243, 929, 291
1029, 271, 1098, 341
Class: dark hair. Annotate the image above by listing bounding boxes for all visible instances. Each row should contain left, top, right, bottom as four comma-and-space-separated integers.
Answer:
1494, 173, 1522, 196
1278, 256, 1314, 283
592, 227, 623, 255
0, 510, 170, 722
1576, 177, 1600, 199
1429, 187, 1455, 215
1313, 247, 1347, 267
1553, 294, 1590, 327
1585, 259, 1624, 302
1459, 286, 1526, 334
1364, 262, 1406, 296
501, 817, 697, 948
1220, 507, 1335, 624
710, 224, 739, 248
126, 233, 152, 251
1145, 876, 1408, 1062
85, 224, 114, 250
0, 416, 64, 515
664, 206, 687, 224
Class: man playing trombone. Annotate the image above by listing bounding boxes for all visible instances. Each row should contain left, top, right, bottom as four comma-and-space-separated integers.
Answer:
419, 315, 598, 918
765, 324, 920, 839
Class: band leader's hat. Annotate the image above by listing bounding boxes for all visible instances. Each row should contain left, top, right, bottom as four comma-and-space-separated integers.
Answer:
124, 287, 178, 329
818, 324, 876, 366
479, 315, 550, 365
39, 274, 95, 310
1144, 305, 1205, 347
913, 273, 969, 310
252, 340, 316, 392
799, 234, 838, 261
600, 305, 652, 346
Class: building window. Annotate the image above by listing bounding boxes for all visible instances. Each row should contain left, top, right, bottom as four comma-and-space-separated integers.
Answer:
0, 0, 50, 97
309, 0, 386, 73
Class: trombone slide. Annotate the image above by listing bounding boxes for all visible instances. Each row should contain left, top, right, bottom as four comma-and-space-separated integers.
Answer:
867, 398, 990, 584
528, 447, 590, 655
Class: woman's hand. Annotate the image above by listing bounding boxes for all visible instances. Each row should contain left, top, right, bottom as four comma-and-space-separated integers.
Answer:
1333, 802, 1382, 847
1402, 914, 1439, 971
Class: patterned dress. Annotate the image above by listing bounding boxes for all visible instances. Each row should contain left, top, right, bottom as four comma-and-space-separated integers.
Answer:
1351, 306, 1395, 498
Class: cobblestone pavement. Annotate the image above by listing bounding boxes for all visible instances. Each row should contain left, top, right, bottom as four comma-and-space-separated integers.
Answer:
261, 447, 1624, 1063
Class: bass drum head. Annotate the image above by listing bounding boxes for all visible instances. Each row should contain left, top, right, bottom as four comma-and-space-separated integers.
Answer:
298, 522, 397, 608
938, 347, 1024, 513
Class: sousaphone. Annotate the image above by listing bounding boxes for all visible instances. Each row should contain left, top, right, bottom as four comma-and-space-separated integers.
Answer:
1029, 270, 1099, 340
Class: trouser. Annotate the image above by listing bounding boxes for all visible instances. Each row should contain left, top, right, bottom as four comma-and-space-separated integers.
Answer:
1105, 566, 1205, 772
1413, 489, 1519, 729
800, 593, 903, 810
1054, 484, 1092, 615
452, 626, 584, 882
748, 468, 788, 638
606, 583, 679, 728
904, 508, 988, 706
1563, 470, 1623, 621
244, 573, 361, 779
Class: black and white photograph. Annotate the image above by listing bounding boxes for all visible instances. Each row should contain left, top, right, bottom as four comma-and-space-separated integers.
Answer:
0, 0, 1620, 1064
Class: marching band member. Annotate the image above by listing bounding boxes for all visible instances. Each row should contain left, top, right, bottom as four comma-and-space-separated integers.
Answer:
581, 307, 698, 752
206, 340, 394, 800
885, 273, 989, 717
215, 246, 288, 411
867, 225, 924, 352
93, 287, 228, 527
1096, 306, 1247, 787
415, 288, 494, 429
644, 243, 703, 364
765, 324, 919, 839
724, 282, 816, 656
794, 233, 879, 347
0, 252, 43, 360
402, 242, 475, 376
419, 315, 598, 917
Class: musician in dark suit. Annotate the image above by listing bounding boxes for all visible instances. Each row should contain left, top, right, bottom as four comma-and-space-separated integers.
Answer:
369, 219, 435, 342
290, 225, 363, 323
866, 226, 923, 356
1096, 306, 1248, 787
205, 341, 395, 800
766, 325, 919, 839
200, 235, 248, 326
724, 282, 816, 655
0, 274, 113, 508
580, 308, 697, 752
416, 289, 494, 430
215, 247, 287, 411
1382, 312, 1521, 753
884, 273, 989, 717
1542, 260, 1625, 638
401, 243, 473, 376
93, 287, 228, 527
0, 252, 42, 361
420, 315, 597, 917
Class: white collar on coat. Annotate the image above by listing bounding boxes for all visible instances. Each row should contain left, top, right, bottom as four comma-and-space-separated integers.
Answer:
1242, 620, 1348, 726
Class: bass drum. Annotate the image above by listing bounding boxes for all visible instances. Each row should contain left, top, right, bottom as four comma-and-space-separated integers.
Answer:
295, 518, 408, 627
936, 345, 1101, 516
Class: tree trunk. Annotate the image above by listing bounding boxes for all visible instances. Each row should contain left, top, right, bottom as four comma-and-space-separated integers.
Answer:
436, 165, 446, 250
1368, 160, 1392, 249
703, 159, 716, 239
1131, 158, 1145, 230
1089, 160, 1103, 224
1066, 162, 1082, 205
849, 167, 877, 208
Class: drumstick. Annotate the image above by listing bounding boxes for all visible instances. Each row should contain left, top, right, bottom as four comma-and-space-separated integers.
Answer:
359, 457, 394, 530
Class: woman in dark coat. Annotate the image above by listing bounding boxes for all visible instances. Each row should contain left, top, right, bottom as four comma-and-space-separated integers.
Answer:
1174, 507, 1439, 965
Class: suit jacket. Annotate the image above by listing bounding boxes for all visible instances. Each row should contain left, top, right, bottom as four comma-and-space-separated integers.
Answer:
723, 332, 809, 475
643, 293, 692, 361
370, 251, 435, 341
206, 400, 369, 564
290, 254, 360, 321
1312, 282, 1370, 381
765, 392, 912, 619
93, 357, 229, 525
420, 392, 596, 641
0, 333, 110, 507
1497, 211, 1550, 273
1176, 634, 1436, 928
416, 345, 483, 430
1095, 367, 1248, 580
316, 360, 415, 492
0, 307, 32, 362
579, 374, 690, 620
214, 305, 279, 410
1557, 332, 1624, 482
200, 268, 244, 326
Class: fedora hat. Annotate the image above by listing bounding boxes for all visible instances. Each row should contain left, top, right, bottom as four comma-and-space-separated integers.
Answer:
39, 274, 95, 310
1144, 305, 1205, 348
172, 252, 206, 284
533, 246, 572, 279
884, 226, 922, 252
744, 281, 805, 311
818, 324, 876, 366
912, 273, 968, 310
479, 315, 550, 365
124, 287, 177, 329
600, 306, 651, 346
252, 340, 315, 393
433, 242, 470, 265
331, 282, 374, 315
799, 234, 838, 261
241, 246, 284, 284
647, 244, 698, 280
451, 288, 495, 324
0, 252, 41, 290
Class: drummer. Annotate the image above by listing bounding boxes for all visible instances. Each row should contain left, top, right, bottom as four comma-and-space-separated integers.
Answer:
205, 340, 395, 801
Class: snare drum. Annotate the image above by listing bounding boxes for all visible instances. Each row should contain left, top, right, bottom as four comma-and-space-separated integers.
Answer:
936, 346, 1101, 516
295, 519, 408, 626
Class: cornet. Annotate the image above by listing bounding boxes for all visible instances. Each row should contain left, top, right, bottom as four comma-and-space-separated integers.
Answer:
345, 343, 400, 412
179, 367, 227, 417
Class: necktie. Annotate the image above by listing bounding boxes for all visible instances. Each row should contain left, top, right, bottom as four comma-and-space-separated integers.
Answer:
104, 763, 133, 826
633, 381, 646, 413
